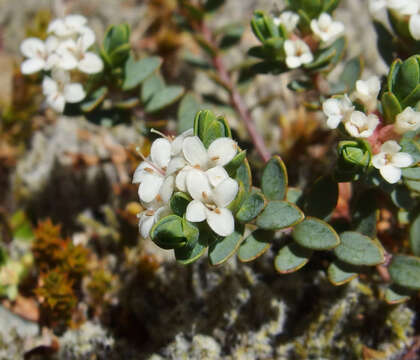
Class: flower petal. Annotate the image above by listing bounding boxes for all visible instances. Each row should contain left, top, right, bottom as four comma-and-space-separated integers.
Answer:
186, 200, 207, 222
392, 152, 413, 168
381, 140, 401, 154
286, 56, 301, 69
133, 162, 155, 183
409, 14, 420, 40
372, 153, 387, 169
207, 138, 237, 166
183, 136, 208, 168
21, 58, 45, 74
42, 76, 58, 96
175, 166, 192, 192
171, 128, 194, 155
139, 174, 164, 203
151, 138, 171, 170
20, 38, 45, 58
57, 51, 78, 70
64, 83, 86, 103
78, 52, 104, 74
159, 175, 175, 203
212, 178, 238, 208
46, 94, 66, 113
139, 213, 155, 238
186, 169, 212, 202
380, 165, 401, 184
206, 166, 229, 187
167, 157, 186, 175
206, 208, 235, 237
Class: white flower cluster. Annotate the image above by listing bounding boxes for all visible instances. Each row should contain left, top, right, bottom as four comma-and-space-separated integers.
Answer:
273, 11, 344, 69
133, 130, 239, 239
323, 76, 382, 138
370, 0, 420, 40
322, 75, 419, 184
20, 15, 104, 112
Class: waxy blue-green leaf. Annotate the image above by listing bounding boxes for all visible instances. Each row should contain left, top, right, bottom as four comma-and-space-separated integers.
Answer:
352, 190, 378, 238
286, 187, 303, 205
334, 232, 385, 266
327, 260, 359, 286
391, 184, 416, 210
292, 217, 340, 250
177, 93, 202, 133
303, 175, 338, 220
218, 23, 244, 49
122, 56, 162, 90
373, 21, 395, 66
145, 86, 184, 113
393, 56, 419, 100
238, 230, 272, 262
405, 179, 420, 193
225, 150, 247, 178
151, 215, 186, 250
389, 255, 420, 290
236, 191, 266, 223
400, 138, 420, 162
384, 285, 412, 304
208, 230, 242, 265
141, 73, 165, 103
235, 159, 252, 192
330, 56, 363, 94
261, 156, 288, 200
402, 166, 420, 180
274, 242, 312, 274
256, 201, 304, 230
410, 212, 420, 256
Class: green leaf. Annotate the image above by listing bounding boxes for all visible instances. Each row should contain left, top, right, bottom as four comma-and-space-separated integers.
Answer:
141, 73, 165, 103
384, 284, 412, 304
400, 137, 420, 162
352, 190, 378, 237
122, 56, 162, 90
327, 36, 346, 67
274, 242, 312, 274
170, 192, 191, 217
393, 56, 419, 100
410, 212, 420, 256
286, 187, 303, 205
237, 230, 272, 262
327, 260, 359, 286
303, 175, 338, 219
225, 150, 247, 177
102, 24, 131, 66
373, 20, 396, 66
236, 191, 266, 223
402, 166, 420, 180
10, 210, 33, 242
218, 23, 244, 49
334, 231, 385, 266
389, 254, 420, 290
201, 120, 226, 148
150, 215, 186, 249
256, 201, 304, 230
261, 156, 288, 200
251, 11, 278, 43
287, 79, 314, 92
304, 46, 336, 70
387, 58, 402, 92
177, 93, 201, 133
81, 87, 108, 112
391, 184, 416, 210
235, 159, 252, 192
330, 57, 362, 94
208, 230, 242, 265
292, 217, 340, 250
114, 97, 139, 109
145, 86, 184, 113
194, 110, 216, 140
401, 84, 420, 108
174, 220, 206, 264
381, 91, 402, 124
405, 179, 420, 193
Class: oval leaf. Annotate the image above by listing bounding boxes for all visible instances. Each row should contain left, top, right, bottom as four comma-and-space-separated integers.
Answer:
261, 156, 288, 200
208, 231, 242, 265
145, 86, 184, 113
150, 215, 186, 250
256, 201, 304, 230
384, 284, 412, 304
292, 217, 340, 250
389, 255, 420, 290
410, 212, 420, 256
327, 260, 359, 286
123, 56, 162, 90
303, 175, 338, 220
237, 230, 272, 262
274, 242, 312, 274
236, 191, 266, 223
334, 231, 385, 266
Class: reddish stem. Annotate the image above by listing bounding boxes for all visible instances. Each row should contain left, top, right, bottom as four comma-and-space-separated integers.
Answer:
199, 22, 271, 163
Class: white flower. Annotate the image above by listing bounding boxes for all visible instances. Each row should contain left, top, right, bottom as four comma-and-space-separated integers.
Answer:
409, 13, 420, 40
394, 107, 420, 134
372, 140, 413, 183
48, 14, 88, 38
310, 13, 344, 44
42, 69, 86, 112
20, 37, 59, 74
55, 28, 103, 74
369, 0, 388, 14
345, 111, 379, 138
387, 0, 419, 16
273, 11, 299, 32
284, 39, 313, 69
185, 169, 238, 237
322, 95, 354, 129
175, 136, 237, 192
354, 76, 381, 111
138, 204, 170, 239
